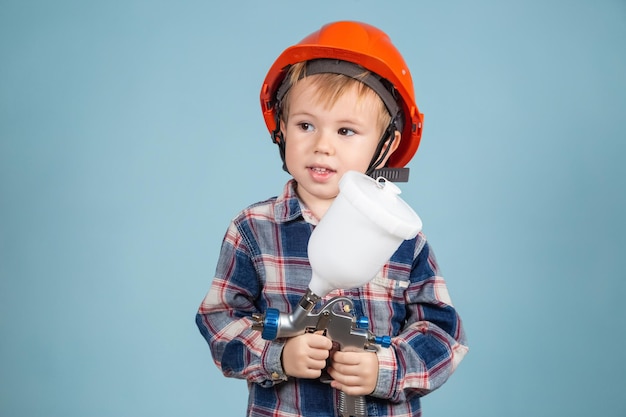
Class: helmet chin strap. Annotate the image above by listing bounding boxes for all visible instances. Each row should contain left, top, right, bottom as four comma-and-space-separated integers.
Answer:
365, 121, 397, 176
366, 114, 410, 182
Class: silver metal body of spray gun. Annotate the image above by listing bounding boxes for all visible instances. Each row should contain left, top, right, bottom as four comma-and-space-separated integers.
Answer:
251, 288, 391, 417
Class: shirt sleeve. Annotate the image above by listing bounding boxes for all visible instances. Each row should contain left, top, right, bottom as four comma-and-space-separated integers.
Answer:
371, 238, 468, 402
195, 221, 288, 387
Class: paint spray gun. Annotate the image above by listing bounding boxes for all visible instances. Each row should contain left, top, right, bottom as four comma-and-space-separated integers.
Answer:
251, 171, 422, 417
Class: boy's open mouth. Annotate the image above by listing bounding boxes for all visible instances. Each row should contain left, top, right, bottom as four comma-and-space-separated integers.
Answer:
308, 166, 336, 182
310, 167, 335, 174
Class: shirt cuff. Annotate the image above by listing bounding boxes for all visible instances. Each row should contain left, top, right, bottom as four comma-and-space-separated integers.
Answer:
263, 339, 289, 383
371, 345, 397, 399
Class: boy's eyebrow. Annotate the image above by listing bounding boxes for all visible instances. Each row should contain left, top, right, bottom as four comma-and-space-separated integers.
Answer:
334, 117, 365, 126
288, 110, 315, 119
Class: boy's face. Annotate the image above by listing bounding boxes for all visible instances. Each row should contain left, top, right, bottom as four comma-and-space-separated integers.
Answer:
281, 76, 399, 218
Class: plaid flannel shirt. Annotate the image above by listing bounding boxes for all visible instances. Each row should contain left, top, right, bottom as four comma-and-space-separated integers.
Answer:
196, 179, 468, 417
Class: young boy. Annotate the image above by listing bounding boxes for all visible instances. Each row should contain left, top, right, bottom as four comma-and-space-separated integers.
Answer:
196, 21, 468, 417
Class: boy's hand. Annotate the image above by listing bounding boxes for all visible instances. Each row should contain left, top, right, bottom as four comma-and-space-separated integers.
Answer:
282, 332, 333, 379
327, 348, 379, 396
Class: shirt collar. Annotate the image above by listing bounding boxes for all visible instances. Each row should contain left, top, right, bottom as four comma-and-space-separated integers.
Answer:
274, 180, 319, 226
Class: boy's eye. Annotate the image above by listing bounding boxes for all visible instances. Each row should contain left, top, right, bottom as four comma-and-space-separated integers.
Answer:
338, 127, 356, 136
298, 122, 314, 131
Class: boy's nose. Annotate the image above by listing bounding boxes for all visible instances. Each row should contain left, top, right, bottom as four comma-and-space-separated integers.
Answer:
314, 131, 335, 155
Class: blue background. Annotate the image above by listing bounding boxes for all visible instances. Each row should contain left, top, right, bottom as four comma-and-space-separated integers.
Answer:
1, 1, 625, 416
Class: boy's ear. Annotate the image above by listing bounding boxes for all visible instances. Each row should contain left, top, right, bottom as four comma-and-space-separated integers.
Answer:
278, 119, 286, 142
376, 131, 402, 168
389, 130, 401, 154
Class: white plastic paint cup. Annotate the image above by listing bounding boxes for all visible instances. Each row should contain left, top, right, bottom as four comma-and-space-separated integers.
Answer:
307, 171, 423, 297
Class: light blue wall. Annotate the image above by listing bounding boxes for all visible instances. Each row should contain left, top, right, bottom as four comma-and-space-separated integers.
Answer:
1, 1, 625, 416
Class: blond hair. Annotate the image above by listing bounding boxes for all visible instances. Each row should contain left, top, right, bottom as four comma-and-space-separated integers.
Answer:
279, 62, 392, 134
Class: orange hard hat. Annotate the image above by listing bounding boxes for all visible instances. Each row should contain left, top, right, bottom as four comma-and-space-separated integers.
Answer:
260, 21, 424, 169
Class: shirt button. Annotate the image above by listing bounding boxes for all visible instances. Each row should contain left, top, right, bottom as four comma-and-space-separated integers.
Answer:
271, 372, 280, 379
